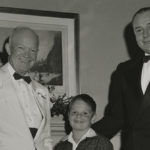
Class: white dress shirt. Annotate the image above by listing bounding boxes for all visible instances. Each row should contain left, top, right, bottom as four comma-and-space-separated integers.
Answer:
7, 63, 42, 129
141, 54, 150, 94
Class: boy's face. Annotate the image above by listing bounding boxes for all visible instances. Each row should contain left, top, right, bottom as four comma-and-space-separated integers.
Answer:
68, 99, 95, 132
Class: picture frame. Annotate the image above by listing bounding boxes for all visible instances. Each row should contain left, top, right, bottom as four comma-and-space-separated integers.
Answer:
0, 7, 80, 98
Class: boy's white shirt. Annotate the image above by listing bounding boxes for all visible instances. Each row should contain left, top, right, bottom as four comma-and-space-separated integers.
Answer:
67, 128, 97, 150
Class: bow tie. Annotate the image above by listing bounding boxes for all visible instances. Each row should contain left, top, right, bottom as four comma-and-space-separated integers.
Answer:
13, 72, 31, 84
143, 55, 150, 63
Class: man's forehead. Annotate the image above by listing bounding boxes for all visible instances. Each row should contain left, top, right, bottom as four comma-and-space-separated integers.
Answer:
133, 11, 150, 26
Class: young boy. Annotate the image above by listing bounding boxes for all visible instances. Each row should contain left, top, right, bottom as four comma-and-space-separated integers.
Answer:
54, 94, 113, 150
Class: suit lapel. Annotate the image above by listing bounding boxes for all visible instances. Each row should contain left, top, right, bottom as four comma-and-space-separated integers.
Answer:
30, 81, 47, 140
138, 77, 150, 116
31, 81, 46, 116
128, 59, 143, 97
124, 59, 144, 126
141, 83, 150, 110
129, 59, 150, 121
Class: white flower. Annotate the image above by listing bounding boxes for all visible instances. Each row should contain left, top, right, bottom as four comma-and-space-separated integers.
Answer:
36, 88, 47, 99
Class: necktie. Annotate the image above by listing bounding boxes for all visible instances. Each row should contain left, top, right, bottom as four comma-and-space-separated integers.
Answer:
143, 55, 150, 63
13, 72, 31, 84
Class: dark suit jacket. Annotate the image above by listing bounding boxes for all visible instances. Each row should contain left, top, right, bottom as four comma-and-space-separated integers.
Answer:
92, 57, 150, 150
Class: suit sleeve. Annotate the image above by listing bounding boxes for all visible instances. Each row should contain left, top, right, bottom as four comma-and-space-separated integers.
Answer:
92, 64, 124, 139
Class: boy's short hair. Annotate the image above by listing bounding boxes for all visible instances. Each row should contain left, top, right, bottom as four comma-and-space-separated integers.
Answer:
68, 94, 96, 113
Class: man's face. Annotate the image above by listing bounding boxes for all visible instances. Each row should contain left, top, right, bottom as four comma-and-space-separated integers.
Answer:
133, 11, 150, 54
8, 30, 38, 75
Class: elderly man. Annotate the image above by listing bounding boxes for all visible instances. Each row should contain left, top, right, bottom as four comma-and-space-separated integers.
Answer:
0, 26, 52, 150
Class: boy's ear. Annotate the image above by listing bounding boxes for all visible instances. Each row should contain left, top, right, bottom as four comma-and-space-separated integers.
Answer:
5, 43, 11, 55
91, 113, 97, 124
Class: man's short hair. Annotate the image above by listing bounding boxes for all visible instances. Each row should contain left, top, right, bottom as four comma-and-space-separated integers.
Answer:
9, 26, 39, 48
131, 7, 150, 25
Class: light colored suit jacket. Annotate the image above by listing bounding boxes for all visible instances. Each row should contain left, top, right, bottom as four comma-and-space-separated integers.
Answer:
0, 63, 52, 150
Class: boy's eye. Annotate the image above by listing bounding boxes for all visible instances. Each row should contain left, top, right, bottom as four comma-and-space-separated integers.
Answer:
71, 111, 77, 115
83, 112, 88, 115
70, 111, 90, 118
82, 112, 89, 117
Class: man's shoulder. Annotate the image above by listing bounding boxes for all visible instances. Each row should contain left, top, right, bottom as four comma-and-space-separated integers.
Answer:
0, 64, 9, 80
116, 57, 142, 71
0, 64, 8, 74
31, 79, 46, 89
0, 64, 10, 88
31, 80, 49, 95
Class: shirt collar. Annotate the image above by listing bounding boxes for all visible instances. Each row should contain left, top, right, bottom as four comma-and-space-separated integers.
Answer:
145, 53, 150, 56
7, 62, 30, 78
67, 128, 96, 143
66, 128, 96, 150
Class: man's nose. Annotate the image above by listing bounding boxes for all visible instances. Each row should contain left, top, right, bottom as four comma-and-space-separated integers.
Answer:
24, 48, 31, 57
143, 28, 150, 38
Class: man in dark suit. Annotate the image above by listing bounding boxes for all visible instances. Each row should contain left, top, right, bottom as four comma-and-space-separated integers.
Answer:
92, 7, 150, 150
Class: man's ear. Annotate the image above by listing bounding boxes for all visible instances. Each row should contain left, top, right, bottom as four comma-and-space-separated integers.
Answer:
91, 113, 97, 124
5, 43, 11, 55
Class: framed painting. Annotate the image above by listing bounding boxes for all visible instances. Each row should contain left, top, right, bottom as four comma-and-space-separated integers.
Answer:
0, 7, 80, 98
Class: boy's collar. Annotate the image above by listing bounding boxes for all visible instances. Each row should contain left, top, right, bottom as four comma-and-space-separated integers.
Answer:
67, 128, 96, 143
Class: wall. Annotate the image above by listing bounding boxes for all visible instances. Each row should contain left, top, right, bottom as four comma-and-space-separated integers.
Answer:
0, 0, 150, 149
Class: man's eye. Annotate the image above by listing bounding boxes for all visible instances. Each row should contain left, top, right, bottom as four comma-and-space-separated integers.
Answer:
31, 49, 37, 53
135, 28, 143, 34
31, 49, 36, 53
17, 46, 24, 50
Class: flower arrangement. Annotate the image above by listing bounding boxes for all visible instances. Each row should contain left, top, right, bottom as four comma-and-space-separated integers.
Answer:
48, 86, 73, 118
50, 93, 73, 117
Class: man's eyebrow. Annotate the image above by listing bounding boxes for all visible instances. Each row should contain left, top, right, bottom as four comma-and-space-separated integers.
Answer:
134, 26, 142, 30
134, 22, 150, 29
